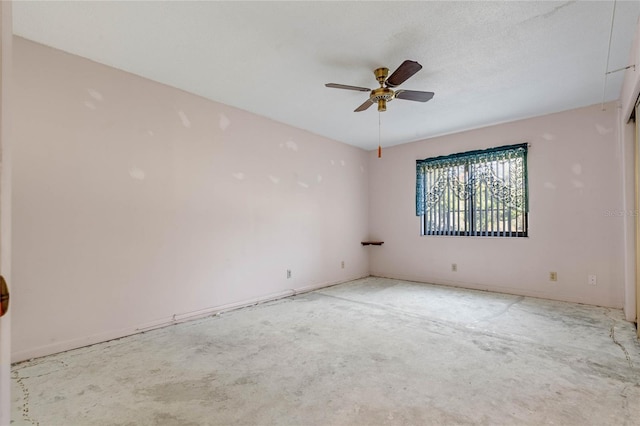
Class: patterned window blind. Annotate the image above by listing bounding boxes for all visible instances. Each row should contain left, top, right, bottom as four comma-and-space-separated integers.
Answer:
416, 143, 528, 237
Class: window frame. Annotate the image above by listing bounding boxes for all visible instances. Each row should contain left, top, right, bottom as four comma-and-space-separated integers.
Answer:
416, 143, 529, 238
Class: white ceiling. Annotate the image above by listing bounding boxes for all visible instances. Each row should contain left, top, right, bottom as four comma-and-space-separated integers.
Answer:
12, 1, 640, 150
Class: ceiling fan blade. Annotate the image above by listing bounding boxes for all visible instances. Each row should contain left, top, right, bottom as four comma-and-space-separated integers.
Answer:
325, 83, 371, 92
395, 90, 435, 102
354, 99, 374, 112
386, 60, 422, 88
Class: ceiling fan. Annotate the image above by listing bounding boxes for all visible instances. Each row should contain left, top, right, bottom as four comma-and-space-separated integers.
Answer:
325, 60, 434, 112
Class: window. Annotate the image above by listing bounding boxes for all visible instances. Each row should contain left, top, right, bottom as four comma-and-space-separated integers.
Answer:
416, 143, 528, 237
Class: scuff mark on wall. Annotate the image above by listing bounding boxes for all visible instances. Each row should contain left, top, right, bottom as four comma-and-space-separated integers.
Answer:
219, 113, 230, 130
268, 175, 280, 184
83, 101, 96, 110
595, 124, 613, 135
571, 164, 582, 175
177, 110, 191, 129
542, 133, 556, 141
129, 167, 146, 181
87, 88, 103, 101
285, 140, 298, 151
232, 172, 245, 180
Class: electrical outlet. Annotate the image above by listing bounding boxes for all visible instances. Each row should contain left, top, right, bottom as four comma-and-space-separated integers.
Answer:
341, 261, 345, 269
286, 269, 291, 279
451, 263, 457, 272
588, 274, 597, 286
549, 271, 558, 282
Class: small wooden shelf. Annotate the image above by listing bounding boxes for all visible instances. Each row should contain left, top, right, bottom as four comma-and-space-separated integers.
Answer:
361, 241, 384, 246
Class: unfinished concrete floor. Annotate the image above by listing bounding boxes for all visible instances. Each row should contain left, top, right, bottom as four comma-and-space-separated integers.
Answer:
11, 277, 640, 425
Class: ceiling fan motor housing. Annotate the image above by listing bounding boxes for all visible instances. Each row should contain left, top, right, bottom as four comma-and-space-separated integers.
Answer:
370, 87, 394, 111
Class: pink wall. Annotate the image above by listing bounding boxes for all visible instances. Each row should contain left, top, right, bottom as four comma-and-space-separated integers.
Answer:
369, 103, 625, 308
11, 38, 370, 362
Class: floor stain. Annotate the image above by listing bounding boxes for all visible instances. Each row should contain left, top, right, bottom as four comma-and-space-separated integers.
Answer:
11, 369, 40, 426
134, 374, 227, 404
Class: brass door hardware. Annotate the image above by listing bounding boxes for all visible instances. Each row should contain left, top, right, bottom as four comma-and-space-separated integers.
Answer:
0, 275, 8, 317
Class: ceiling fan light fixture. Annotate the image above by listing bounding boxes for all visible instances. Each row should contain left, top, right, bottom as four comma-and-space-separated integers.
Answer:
377, 99, 387, 112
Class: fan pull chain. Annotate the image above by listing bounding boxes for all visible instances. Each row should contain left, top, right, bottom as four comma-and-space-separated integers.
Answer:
378, 111, 382, 158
